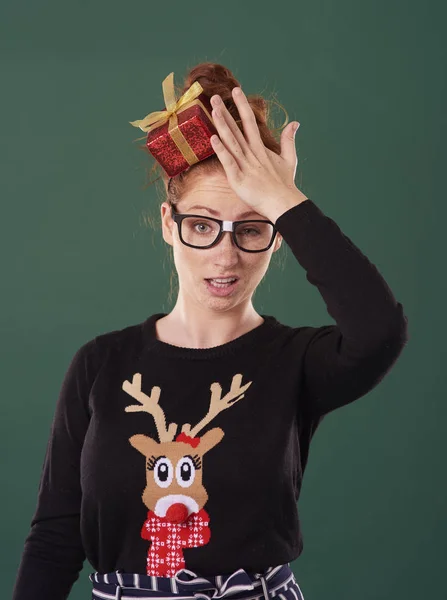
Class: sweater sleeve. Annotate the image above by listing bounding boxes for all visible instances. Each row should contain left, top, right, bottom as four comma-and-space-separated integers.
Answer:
12, 338, 98, 600
274, 198, 409, 417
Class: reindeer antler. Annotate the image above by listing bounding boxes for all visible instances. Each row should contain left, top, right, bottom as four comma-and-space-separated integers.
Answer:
182, 373, 252, 438
122, 373, 178, 442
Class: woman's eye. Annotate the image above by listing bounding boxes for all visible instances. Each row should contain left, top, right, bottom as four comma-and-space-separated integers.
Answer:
195, 222, 212, 233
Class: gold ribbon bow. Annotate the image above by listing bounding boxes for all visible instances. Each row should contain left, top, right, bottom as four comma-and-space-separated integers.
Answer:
129, 72, 213, 167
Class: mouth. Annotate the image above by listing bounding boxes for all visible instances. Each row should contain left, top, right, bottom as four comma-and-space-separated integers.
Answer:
204, 277, 239, 296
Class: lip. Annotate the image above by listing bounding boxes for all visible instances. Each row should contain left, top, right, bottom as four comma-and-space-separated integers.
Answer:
204, 278, 239, 297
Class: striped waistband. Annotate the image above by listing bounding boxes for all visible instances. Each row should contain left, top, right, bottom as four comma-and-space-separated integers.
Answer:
90, 562, 295, 600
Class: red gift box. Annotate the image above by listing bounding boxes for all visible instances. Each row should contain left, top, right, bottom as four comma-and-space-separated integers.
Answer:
147, 92, 217, 177
130, 73, 218, 178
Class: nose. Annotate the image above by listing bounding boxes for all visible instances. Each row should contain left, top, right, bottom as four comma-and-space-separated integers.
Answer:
210, 232, 240, 271
214, 230, 238, 250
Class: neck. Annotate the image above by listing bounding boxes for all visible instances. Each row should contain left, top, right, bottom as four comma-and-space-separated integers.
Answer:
155, 301, 264, 349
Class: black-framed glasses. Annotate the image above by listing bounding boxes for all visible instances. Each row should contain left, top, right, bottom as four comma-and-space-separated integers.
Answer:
170, 205, 278, 253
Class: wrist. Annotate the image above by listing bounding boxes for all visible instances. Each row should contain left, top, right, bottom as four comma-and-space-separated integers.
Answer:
267, 189, 309, 224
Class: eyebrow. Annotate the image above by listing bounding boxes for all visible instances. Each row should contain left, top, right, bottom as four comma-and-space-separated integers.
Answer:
184, 204, 261, 220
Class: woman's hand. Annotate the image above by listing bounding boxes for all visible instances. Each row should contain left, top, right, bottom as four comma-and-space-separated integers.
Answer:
209, 87, 308, 220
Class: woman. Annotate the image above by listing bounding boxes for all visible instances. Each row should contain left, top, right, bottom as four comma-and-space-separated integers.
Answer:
12, 63, 409, 600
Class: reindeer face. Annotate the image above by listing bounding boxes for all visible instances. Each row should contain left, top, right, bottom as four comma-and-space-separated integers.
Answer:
123, 372, 251, 524
129, 428, 224, 520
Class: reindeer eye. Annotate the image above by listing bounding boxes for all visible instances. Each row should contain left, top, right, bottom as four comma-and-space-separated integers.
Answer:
176, 456, 196, 488
154, 457, 174, 488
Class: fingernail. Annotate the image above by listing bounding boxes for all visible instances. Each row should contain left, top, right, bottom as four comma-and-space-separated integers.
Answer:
293, 122, 300, 132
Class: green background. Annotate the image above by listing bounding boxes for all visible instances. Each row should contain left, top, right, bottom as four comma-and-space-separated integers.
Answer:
2, 1, 444, 599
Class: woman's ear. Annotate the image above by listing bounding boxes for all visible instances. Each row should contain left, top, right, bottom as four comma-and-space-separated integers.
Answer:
160, 202, 174, 247
273, 233, 283, 252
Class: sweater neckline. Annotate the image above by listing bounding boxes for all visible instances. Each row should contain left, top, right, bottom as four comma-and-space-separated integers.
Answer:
141, 312, 280, 360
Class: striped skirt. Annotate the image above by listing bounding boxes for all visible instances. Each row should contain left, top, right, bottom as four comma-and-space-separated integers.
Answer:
89, 562, 305, 600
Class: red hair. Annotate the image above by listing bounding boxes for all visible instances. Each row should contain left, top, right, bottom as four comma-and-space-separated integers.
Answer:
135, 62, 290, 305
137, 61, 290, 206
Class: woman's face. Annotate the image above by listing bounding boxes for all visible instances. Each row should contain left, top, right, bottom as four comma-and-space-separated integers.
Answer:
160, 171, 283, 313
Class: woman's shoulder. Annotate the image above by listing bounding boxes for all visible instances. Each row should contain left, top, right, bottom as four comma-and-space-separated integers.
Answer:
261, 314, 338, 355
75, 315, 152, 362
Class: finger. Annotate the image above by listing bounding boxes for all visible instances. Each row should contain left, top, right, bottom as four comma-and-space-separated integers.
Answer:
280, 122, 299, 168
210, 95, 251, 157
231, 87, 267, 156
212, 106, 247, 169
210, 134, 242, 180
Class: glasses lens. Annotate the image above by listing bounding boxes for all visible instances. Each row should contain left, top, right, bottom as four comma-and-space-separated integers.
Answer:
181, 216, 220, 247
180, 217, 273, 250
235, 221, 274, 250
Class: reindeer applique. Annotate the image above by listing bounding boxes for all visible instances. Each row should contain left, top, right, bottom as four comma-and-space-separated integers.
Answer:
122, 372, 252, 577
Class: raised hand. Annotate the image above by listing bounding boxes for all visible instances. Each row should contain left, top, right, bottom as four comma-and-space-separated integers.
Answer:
209, 86, 307, 220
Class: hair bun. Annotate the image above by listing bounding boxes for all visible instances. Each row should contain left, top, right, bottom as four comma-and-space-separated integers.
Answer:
139, 62, 289, 194
180, 62, 269, 128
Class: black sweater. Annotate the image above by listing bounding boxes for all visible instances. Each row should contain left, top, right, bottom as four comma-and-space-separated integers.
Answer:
12, 199, 409, 600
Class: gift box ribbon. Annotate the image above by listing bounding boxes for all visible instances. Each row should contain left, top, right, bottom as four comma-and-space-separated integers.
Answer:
129, 72, 215, 168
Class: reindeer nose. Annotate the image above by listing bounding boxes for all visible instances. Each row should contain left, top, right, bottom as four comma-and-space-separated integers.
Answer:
165, 503, 189, 523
